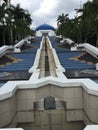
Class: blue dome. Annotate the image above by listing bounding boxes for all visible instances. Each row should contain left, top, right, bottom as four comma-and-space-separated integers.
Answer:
35, 24, 55, 31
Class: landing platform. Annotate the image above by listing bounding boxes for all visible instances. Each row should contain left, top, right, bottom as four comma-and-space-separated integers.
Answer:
64, 69, 98, 79
0, 71, 31, 82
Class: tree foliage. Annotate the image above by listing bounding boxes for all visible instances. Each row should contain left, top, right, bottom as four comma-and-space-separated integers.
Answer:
56, 0, 98, 46
0, 1, 32, 46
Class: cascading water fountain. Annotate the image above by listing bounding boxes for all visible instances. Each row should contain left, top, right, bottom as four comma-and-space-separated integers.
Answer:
38, 36, 57, 78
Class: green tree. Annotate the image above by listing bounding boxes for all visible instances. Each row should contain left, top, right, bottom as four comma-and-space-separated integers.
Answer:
75, 0, 98, 45
0, 2, 8, 45
13, 4, 32, 41
57, 13, 69, 38
0, 2, 32, 46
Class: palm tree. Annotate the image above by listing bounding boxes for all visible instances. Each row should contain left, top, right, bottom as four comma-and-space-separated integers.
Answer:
78, 0, 98, 46
13, 4, 32, 41
0, 2, 32, 45
3, 0, 10, 6
65, 17, 79, 42
56, 0, 98, 46
13, 4, 24, 40
92, 0, 98, 46
6, 4, 15, 44
57, 13, 69, 38
0, 2, 7, 45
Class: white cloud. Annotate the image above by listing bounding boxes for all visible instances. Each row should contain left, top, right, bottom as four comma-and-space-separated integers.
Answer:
11, 0, 93, 28
33, 0, 59, 16
11, 0, 41, 13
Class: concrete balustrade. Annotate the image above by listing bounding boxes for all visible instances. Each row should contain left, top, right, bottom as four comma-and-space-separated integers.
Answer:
0, 129, 24, 130
78, 43, 98, 58
0, 46, 10, 58
14, 37, 31, 53
84, 125, 98, 130
0, 80, 98, 128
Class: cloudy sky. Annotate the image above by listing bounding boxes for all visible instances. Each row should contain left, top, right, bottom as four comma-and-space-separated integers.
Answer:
11, 0, 92, 28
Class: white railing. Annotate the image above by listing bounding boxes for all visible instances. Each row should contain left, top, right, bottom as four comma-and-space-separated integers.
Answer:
0, 128, 24, 130
78, 43, 98, 58
84, 125, 98, 130
14, 39, 25, 48
0, 45, 9, 57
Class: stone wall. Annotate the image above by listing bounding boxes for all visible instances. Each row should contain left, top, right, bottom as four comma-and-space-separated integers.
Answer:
0, 84, 98, 128
0, 94, 17, 128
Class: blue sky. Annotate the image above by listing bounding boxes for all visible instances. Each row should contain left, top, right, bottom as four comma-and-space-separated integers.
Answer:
11, 0, 92, 28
